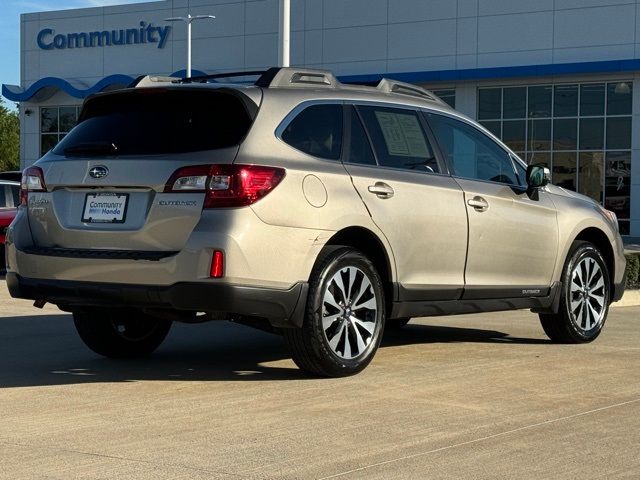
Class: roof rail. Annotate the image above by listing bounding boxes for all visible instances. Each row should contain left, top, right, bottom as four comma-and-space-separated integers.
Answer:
255, 67, 340, 89
129, 75, 178, 88
377, 78, 447, 105
181, 70, 267, 83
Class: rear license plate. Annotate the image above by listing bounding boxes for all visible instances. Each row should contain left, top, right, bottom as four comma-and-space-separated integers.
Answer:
82, 193, 129, 223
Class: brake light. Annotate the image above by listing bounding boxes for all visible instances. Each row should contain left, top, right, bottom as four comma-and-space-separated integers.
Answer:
210, 250, 224, 278
20, 166, 47, 206
164, 164, 285, 208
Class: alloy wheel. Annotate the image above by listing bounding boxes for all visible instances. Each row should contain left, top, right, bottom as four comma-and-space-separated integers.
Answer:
321, 266, 378, 360
569, 257, 607, 332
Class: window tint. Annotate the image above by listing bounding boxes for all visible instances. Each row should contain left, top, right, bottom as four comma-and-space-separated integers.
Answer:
357, 106, 439, 173
427, 113, 517, 185
347, 107, 376, 165
10, 185, 19, 207
54, 89, 254, 156
282, 104, 343, 160
0, 187, 6, 208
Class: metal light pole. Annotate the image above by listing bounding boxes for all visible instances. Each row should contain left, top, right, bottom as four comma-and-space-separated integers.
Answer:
164, 14, 216, 78
278, 0, 290, 67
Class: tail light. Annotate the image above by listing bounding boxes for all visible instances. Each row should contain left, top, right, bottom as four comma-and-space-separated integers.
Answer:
164, 164, 285, 208
20, 167, 47, 206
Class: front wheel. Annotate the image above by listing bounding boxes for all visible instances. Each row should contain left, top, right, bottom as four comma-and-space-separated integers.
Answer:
283, 247, 385, 377
73, 308, 172, 358
539, 241, 610, 343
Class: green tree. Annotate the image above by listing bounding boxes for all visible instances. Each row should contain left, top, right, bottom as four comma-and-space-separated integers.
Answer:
0, 97, 20, 171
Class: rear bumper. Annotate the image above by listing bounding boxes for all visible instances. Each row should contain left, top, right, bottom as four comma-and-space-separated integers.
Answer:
6, 272, 308, 328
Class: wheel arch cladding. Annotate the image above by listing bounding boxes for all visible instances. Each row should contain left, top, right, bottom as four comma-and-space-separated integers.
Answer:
319, 227, 395, 305
574, 227, 615, 286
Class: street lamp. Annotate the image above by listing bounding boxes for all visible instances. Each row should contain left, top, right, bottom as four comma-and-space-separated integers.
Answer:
164, 14, 216, 78
278, 0, 290, 67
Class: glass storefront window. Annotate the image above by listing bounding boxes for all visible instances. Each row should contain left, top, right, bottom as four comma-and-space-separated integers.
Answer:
40, 106, 80, 156
579, 118, 604, 150
607, 82, 632, 115
554, 84, 578, 117
578, 152, 605, 203
478, 88, 501, 120
478, 81, 632, 232
432, 89, 456, 109
528, 85, 552, 118
503, 87, 526, 119
580, 83, 605, 116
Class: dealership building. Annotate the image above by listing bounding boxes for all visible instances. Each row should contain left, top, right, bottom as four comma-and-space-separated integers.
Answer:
2, 0, 639, 236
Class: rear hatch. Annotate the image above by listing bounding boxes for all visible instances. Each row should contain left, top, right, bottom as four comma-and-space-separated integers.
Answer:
27, 86, 260, 251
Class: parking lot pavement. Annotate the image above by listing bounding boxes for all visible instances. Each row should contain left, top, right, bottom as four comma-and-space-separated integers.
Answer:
1, 281, 639, 480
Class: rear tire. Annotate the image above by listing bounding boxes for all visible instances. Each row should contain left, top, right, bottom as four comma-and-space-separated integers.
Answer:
539, 241, 610, 343
73, 308, 172, 358
283, 247, 385, 377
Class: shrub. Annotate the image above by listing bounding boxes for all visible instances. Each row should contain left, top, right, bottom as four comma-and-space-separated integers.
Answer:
625, 254, 640, 289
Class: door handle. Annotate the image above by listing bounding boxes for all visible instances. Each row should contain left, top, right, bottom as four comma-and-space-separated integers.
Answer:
467, 196, 489, 211
368, 182, 394, 199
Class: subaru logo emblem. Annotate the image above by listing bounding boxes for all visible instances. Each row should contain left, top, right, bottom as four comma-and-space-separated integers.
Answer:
89, 166, 109, 179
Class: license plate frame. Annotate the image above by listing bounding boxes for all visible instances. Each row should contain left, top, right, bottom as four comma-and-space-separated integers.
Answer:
82, 192, 129, 224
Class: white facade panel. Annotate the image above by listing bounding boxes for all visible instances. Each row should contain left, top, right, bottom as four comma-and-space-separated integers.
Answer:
478, 0, 554, 16
553, 4, 636, 48
388, 20, 457, 59
456, 17, 478, 56
388, 0, 457, 23
322, 25, 387, 63
323, 0, 387, 29
477, 12, 554, 53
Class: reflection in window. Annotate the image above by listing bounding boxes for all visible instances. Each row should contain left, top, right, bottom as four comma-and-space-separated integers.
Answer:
528, 86, 552, 118
40, 106, 80, 156
580, 84, 605, 116
427, 113, 517, 185
477, 81, 632, 231
282, 104, 343, 160
578, 152, 604, 203
553, 119, 577, 150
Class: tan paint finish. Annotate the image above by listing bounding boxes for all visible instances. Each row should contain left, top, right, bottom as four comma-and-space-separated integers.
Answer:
454, 178, 559, 288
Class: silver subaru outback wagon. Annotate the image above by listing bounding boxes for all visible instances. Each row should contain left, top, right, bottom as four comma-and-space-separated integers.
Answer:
5, 68, 626, 377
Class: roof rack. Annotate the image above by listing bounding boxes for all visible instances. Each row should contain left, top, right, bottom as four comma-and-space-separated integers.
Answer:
255, 67, 340, 88
129, 75, 178, 88
376, 78, 447, 105
129, 68, 447, 106
181, 70, 267, 83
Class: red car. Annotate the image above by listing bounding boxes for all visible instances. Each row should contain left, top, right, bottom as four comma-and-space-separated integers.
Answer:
0, 178, 20, 271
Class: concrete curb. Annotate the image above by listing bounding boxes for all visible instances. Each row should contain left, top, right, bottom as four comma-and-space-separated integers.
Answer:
612, 289, 640, 308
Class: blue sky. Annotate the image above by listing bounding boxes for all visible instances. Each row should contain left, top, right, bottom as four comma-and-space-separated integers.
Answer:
0, 0, 150, 106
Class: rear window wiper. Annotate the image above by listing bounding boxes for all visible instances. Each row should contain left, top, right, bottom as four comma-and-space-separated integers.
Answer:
63, 142, 119, 157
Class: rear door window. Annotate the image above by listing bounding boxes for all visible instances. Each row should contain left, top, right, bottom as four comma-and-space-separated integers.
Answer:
281, 104, 343, 160
54, 88, 255, 156
357, 105, 440, 173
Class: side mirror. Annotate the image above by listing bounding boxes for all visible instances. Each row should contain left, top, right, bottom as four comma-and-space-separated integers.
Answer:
526, 164, 551, 188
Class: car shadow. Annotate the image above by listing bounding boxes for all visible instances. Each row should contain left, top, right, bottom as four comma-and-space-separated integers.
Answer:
0, 313, 549, 389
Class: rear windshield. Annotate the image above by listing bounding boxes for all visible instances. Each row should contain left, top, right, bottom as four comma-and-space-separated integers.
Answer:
53, 88, 254, 156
